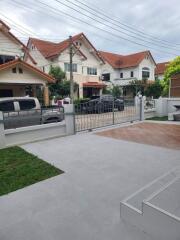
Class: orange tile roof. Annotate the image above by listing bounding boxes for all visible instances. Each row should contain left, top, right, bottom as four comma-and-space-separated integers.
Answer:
83, 82, 106, 88
155, 62, 169, 75
29, 33, 104, 62
99, 50, 156, 69
0, 59, 55, 83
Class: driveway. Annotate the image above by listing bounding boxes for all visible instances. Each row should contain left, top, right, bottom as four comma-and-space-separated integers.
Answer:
0, 122, 179, 240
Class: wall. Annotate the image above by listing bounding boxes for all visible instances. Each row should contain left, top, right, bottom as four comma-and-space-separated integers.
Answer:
0, 104, 75, 148
0, 64, 47, 85
139, 57, 155, 81
0, 31, 23, 57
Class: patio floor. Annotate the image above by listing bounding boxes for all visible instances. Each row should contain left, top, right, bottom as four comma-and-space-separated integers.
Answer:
0, 122, 179, 240
96, 122, 180, 150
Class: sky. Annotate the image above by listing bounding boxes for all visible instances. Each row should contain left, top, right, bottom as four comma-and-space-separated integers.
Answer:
0, 0, 180, 63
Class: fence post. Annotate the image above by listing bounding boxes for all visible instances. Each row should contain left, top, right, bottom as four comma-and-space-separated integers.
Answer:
139, 96, 145, 121
112, 99, 115, 125
0, 112, 6, 149
64, 104, 76, 135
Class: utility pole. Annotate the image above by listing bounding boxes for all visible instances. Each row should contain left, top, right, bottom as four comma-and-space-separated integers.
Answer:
69, 35, 74, 103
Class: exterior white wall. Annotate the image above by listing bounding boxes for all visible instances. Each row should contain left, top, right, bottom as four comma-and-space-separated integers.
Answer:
28, 39, 104, 98
0, 65, 47, 85
0, 31, 23, 57
101, 54, 156, 87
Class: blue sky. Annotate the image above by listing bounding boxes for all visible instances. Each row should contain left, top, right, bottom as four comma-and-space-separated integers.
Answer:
0, 0, 180, 62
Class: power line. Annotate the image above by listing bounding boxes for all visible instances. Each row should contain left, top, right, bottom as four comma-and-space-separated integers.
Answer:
5, 0, 178, 57
33, 0, 178, 56
61, 0, 180, 51
74, 0, 180, 47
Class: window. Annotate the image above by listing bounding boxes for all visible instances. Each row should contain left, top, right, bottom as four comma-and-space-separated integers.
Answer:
64, 63, 77, 72
0, 101, 14, 112
0, 55, 15, 65
120, 72, 123, 78
102, 73, 110, 81
130, 71, 134, 78
12, 68, 17, 73
18, 99, 36, 110
142, 67, 150, 79
87, 67, 97, 75
19, 68, 23, 74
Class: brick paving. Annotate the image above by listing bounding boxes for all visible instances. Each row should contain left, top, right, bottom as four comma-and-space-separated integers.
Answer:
96, 122, 180, 150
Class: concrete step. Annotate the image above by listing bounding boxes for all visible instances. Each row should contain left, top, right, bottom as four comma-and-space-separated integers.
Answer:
120, 167, 180, 240
122, 167, 180, 212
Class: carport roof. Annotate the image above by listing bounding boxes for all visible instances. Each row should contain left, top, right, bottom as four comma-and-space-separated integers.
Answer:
0, 59, 55, 83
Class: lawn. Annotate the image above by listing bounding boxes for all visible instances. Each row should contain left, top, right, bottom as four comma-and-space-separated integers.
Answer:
146, 116, 168, 121
0, 146, 63, 196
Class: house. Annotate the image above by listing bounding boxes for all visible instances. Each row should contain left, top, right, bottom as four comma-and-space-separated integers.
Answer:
170, 73, 180, 97
25, 33, 106, 99
0, 19, 54, 105
99, 50, 156, 95
155, 62, 169, 80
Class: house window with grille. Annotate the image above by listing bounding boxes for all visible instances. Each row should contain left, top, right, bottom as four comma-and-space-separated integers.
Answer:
142, 67, 150, 79
130, 71, 134, 77
87, 67, 97, 75
64, 63, 77, 72
120, 72, 123, 78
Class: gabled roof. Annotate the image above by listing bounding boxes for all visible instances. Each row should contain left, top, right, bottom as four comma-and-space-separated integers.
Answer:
0, 19, 37, 65
99, 50, 156, 69
28, 33, 104, 62
155, 62, 169, 75
0, 59, 55, 83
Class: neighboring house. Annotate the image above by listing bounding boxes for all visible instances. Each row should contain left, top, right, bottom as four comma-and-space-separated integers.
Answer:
99, 50, 156, 95
0, 19, 54, 105
170, 73, 180, 97
25, 33, 106, 98
155, 62, 169, 80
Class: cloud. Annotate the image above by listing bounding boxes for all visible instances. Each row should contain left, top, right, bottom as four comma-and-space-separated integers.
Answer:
0, 0, 179, 62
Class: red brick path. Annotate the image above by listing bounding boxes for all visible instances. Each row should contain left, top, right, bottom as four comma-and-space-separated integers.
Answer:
96, 122, 180, 150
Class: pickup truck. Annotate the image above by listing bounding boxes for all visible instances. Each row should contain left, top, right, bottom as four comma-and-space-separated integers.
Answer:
0, 97, 64, 129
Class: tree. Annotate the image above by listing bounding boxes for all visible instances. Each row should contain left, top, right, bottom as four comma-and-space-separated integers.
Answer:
162, 57, 180, 96
111, 85, 122, 98
48, 66, 78, 98
144, 80, 163, 98
128, 79, 147, 96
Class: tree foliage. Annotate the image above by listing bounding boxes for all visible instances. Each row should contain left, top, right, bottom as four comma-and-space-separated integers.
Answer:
144, 80, 163, 98
48, 66, 78, 98
162, 56, 180, 96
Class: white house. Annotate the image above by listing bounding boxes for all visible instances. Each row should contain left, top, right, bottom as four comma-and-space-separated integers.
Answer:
0, 19, 54, 105
25, 33, 106, 98
99, 50, 156, 93
155, 62, 169, 80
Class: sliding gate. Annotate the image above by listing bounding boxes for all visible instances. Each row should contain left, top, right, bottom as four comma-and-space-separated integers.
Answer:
75, 98, 140, 132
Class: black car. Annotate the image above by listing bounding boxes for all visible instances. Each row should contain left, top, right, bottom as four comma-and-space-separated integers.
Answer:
81, 95, 124, 113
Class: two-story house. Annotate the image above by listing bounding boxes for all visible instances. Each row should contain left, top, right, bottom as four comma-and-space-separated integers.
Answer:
99, 50, 156, 94
0, 20, 54, 105
25, 33, 106, 99
155, 62, 169, 80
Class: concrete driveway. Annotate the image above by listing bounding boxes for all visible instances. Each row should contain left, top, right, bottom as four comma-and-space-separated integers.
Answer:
0, 122, 179, 240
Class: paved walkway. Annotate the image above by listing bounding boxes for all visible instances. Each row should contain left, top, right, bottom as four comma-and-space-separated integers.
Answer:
0, 123, 180, 240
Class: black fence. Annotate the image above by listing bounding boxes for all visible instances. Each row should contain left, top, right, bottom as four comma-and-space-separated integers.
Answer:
3, 106, 64, 130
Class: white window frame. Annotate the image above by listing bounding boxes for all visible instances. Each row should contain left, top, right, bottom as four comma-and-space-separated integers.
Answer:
87, 67, 97, 75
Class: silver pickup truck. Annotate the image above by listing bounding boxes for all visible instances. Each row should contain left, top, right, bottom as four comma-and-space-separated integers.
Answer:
0, 97, 64, 129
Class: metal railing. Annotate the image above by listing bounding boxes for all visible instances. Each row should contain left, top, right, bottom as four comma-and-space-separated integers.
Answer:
3, 106, 64, 129
75, 99, 139, 132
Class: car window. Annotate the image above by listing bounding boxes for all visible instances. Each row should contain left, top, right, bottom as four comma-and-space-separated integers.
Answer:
0, 101, 15, 112
18, 99, 36, 110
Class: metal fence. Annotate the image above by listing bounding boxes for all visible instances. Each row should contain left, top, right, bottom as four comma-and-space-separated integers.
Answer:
75, 99, 140, 132
3, 106, 64, 130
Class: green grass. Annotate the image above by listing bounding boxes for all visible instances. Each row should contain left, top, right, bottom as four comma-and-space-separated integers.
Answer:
146, 116, 168, 121
0, 146, 63, 196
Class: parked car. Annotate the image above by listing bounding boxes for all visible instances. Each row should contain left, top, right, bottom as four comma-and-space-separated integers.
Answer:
0, 97, 64, 129
77, 95, 124, 113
